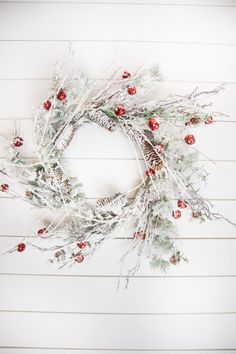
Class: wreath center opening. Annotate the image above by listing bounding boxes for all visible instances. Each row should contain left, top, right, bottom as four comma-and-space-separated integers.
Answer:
66, 122, 145, 201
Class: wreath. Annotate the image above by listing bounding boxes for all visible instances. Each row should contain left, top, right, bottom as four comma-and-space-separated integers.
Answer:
0, 51, 232, 284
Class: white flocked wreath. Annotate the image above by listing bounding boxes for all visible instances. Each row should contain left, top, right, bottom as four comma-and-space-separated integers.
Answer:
0, 49, 233, 285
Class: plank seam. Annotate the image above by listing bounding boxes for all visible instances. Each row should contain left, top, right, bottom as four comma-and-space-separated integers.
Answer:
0, 118, 235, 123
0, 1, 236, 8
0, 347, 235, 352
0, 40, 235, 47
0, 157, 236, 162
1, 235, 235, 239
0, 273, 235, 278
0, 309, 236, 315
0, 79, 235, 85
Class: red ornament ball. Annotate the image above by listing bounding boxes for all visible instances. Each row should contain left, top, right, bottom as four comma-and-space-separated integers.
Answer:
0, 183, 9, 192
43, 100, 52, 111
172, 210, 182, 219
122, 71, 131, 79
127, 86, 137, 95
184, 134, 195, 145
177, 199, 188, 209
115, 105, 126, 116
57, 89, 67, 101
37, 227, 48, 238
77, 241, 87, 249
13, 136, 24, 147
205, 116, 213, 125
134, 231, 146, 240
148, 118, 160, 131
75, 254, 84, 263
17, 243, 26, 252
156, 143, 164, 154
146, 168, 156, 177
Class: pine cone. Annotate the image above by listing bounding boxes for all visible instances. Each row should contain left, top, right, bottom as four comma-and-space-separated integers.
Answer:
190, 116, 202, 125
143, 141, 163, 170
90, 110, 116, 132
54, 122, 76, 151
61, 179, 73, 195
96, 192, 126, 211
51, 163, 63, 184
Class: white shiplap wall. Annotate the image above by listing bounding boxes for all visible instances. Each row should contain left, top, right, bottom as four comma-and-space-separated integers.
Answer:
0, 1, 236, 353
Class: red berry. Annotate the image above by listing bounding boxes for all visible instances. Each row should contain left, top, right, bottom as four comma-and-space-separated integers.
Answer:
146, 168, 156, 177
75, 254, 84, 263
148, 118, 160, 131
57, 89, 67, 101
172, 210, 182, 219
127, 86, 137, 95
37, 227, 48, 238
43, 100, 52, 111
205, 116, 213, 125
115, 105, 126, 116
13, 136, 24, 147
17, 243, 26, 252
122, 71, 131, 79
156, 143, 164, 154
77, 242, 87, 249
177, 199, 188, 209
0, 183, 9, 192
184, 134, 195, 145
134, 231, 146, 240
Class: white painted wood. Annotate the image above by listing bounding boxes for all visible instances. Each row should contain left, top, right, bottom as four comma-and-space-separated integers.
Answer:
0, 238, 236, 276
0, 42, 235, 83
0, 275, 236, 313
0, 312, 236, 349
0, 0, 235, 352
0, 3, 235, 44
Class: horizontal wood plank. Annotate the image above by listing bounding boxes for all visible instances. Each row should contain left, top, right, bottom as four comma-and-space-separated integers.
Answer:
0, 275, 236, 313
0, 3, 235, 44
0, 42, 235, 83
0, 312, 235, 349
0, 238, 236, 276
